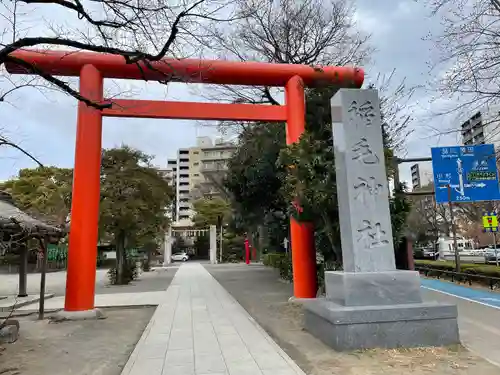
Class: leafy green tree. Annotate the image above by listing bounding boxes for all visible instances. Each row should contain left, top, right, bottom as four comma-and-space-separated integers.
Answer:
99, 146, 173, 284
172, 236, 188, 254
224, 123, 288, 253
194, 233, 210, 258
1, 166, 73, 226
278, 85, 412, 263
192, 197, 231, 228
225, 84, 412, 271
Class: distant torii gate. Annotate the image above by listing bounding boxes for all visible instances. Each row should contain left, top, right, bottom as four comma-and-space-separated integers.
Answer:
6, 50, 364, 313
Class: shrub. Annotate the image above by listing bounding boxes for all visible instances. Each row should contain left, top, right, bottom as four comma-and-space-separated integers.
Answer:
415, 260, 500, 288
278, 254, 293, 282
107, 262, 139, 285
316, 260, 342, 295
263, 252, 286, 268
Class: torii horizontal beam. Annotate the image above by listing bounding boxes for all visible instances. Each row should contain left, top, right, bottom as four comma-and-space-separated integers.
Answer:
6, 50, 364, 87
103, 100, 287, 122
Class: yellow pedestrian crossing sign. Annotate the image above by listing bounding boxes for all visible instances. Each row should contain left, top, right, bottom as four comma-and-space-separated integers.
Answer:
483, 212, 498, 232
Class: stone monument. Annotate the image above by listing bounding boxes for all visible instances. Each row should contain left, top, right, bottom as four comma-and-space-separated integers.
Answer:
303, 89, 460, 350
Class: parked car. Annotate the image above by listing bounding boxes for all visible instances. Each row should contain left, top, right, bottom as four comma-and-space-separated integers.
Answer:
485, 249, 500, 264
171, 252, 189, 262
423, 248, 439, 260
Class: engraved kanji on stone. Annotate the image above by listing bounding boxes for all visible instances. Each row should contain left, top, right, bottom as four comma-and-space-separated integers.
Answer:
353, 177, 384, 204
348, 100, 376, 127
351, 137, 379, 164
357, 220, 390, 248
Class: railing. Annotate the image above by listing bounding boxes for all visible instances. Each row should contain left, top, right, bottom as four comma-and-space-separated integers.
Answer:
416, 266, 500, 290
201, 162, 227, 173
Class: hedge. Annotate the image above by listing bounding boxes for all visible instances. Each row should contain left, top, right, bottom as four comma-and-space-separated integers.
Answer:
263, 253, 286, 268
415, 260, 500, 288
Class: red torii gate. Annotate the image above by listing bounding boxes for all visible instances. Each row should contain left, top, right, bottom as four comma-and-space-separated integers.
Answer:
6, 50, 364, 313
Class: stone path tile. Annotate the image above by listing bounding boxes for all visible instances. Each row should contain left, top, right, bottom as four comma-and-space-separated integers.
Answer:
121, 263, 306, 375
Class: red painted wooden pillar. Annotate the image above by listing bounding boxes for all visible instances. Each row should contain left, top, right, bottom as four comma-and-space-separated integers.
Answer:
285, 75, 317, 298
245, 237, 250, 265
64, 64, 103, 311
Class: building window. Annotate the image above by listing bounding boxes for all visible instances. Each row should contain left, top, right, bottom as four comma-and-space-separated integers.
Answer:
194, 162, 199, 166
193, 151, 199, 155
194, 173, 199, 177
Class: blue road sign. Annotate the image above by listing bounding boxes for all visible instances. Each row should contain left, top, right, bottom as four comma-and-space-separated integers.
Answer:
431, 144, 500, 203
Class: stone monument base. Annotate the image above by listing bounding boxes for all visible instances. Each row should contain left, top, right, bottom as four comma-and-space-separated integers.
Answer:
325, 270, 423, 306
52, 308, 105, 322
303, 299, 460, 351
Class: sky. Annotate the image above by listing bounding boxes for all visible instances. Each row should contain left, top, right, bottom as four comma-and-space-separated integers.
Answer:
0, 0, 458, 184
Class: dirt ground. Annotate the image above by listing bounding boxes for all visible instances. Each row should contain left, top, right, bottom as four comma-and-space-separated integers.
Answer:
0, 307, 154, 375
205, 264, 500, 375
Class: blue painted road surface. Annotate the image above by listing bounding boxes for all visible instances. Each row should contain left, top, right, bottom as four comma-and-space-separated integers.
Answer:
421, 278, 500, 309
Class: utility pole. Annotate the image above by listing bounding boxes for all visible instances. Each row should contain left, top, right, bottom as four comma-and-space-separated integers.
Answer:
393, 156, 434, 269
447, 184, 460, 272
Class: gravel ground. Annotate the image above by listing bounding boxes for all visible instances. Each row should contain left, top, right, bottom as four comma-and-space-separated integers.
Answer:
0, 267, 178, 297
205, 263, 500, 375
0, 307, 154, 375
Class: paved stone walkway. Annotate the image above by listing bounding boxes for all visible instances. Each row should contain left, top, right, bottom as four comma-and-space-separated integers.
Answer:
121, 263, 305, 375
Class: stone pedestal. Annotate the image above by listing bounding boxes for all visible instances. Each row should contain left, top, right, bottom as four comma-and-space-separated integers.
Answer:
325, 270, 423, 306
303, 89, 460, 350
304, 299, 459, 351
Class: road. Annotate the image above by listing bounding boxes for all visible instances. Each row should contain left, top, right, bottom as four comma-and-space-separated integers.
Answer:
421, 278, 500, 367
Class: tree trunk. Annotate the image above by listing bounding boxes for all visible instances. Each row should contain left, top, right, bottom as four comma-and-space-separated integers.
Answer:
18, 244, 28, 297
38, 238, 48, 320
321, 212, 340, 262
115, 231, 127, 285
146, 247, 152, 271
257, 225, 265, 261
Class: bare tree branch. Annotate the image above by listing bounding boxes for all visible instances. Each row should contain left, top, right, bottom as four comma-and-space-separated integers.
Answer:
0, 0, 239, 166
0, 0, 239, 107
0, 135, 44, 168
425, 0, 500, 137
194, 0, 371, 133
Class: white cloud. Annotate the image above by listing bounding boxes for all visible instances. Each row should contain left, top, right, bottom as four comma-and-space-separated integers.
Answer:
353, 9, 392, 37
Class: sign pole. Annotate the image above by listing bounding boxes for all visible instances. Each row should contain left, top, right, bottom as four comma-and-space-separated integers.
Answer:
493, 231, 499, 267
283, 237, 289, 254
219, 226, 223, 264
448, 184, 460, 272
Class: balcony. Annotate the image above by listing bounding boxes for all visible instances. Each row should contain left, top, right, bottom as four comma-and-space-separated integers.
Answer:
201, 161, 228, 173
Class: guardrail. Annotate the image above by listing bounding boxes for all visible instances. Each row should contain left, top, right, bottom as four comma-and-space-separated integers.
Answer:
416, 266, 500, 290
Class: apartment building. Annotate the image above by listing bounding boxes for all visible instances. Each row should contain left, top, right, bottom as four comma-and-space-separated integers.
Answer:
164, 137, 236, 224
461, 107, 500, 146
410, 163, 433, 190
